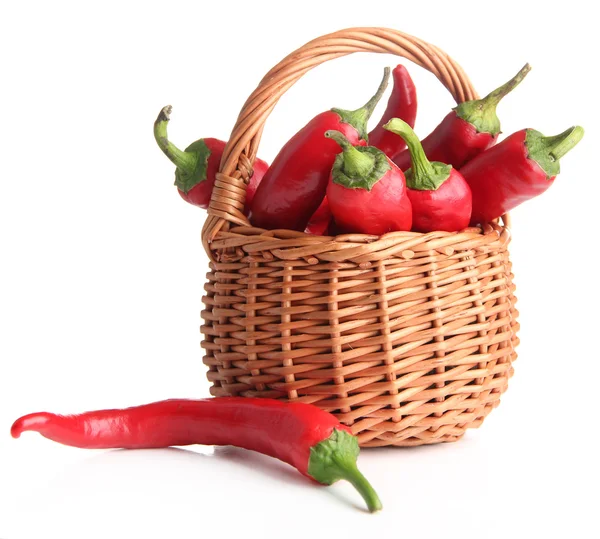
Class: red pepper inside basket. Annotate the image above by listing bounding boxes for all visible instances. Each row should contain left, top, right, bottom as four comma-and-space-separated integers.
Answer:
368, 64, 418, 159
11, 398, 382, 513
384, 118, 472, 232
249, 68, 390, 232
393, 64, 531, 170
325, 130, 412, 235
461, 125, 584, 225
305, 197, 332, 235
153, 106, 268, 213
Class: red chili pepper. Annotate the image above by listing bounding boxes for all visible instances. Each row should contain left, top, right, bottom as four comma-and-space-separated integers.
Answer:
460, 126, 584, 225
384, 119, 472, 232
249, 68, 390, 232
325, 130, 412, 235
393, 64, 531, 171
154, 106, 268, 214
304, 197, 332, 235
368, 64, 417, 159
11, 398, 382, 512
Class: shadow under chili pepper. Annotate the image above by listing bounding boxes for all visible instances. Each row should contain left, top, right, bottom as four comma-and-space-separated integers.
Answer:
211, 446, 367, 513
39, 445, 366, 513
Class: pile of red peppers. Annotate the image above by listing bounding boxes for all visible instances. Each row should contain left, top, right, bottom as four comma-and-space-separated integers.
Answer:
154, 62, 583, 233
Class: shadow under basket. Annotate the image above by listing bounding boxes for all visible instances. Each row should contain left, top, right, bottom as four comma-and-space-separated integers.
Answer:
200, 27, 520, 447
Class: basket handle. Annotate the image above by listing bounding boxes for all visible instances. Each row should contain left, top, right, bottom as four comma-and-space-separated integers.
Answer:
203, 27, 478, 245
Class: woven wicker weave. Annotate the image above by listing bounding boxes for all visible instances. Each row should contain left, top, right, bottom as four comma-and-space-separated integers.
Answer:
200, 27, 520, 447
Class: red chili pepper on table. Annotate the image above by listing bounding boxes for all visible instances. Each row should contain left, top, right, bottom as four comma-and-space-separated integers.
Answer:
249, 68, 390, 232
393, 64, 531, 171
368, 64, 418, 159
460, 126, 584, 225
325, 130, 412, 235
384, 119, 472, 232
11, 398, 382, 512
153, 106, 269, 214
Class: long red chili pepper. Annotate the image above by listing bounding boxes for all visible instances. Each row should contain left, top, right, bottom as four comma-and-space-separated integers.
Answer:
154, 106, 268, 214
249, 68, 390, 232
325, 130, 412, 235
11, 398, 382, 512
384, 119, 472, 232
368, 64, 418, 159
460, 126, 584, 225
393, 64, 531, 171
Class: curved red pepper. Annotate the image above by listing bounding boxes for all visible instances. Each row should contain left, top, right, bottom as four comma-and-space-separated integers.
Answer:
154, 106, 268, 214
384, 119, 472, 232
460, 126, 584, 225
393, 64, 531, 171
368, 64, 417, 159
11, 397, 382, 512
325, 131, 412, 235
249, 68, 390, 232
304, 197, 332, 235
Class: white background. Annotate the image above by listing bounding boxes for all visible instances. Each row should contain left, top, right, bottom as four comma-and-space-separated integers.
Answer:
1, 1, 598, 538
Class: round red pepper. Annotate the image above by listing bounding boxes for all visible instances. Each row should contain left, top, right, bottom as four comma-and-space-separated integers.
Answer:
460, 126, 584, 225
393, 64, 531, 171
325, 130, 412, 235
368, 64, 418, 159
249, 68, 390, 232
11, 398, 382, 512
384, 119, 472, 232
153, 106, 268, 214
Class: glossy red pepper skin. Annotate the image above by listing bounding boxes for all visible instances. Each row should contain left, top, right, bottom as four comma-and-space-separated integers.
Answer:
11, 398, 383, 512
328, 163, 412, 235
393, 64, 531, 171
384, 118, 472, 233
393, 111, 495, 171
325, 132, 412, 236
11, 398, 345, 476
407, 170, 472, 232
177, 138, 268, 214
304, 197, 332, 235
331, 178, 412, 235
368, 65, 417, 159
249, 69, 390, 232
460, 127, 584, 225
244, 158, 270, 213
461, 131, 532, 224
249, 112, 366, 231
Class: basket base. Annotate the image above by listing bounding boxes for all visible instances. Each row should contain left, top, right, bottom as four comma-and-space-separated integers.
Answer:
360, 433, 464, 448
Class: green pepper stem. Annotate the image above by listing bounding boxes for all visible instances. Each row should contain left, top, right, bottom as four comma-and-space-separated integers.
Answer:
526, 126, 585, 178
307, 429, 383, 513
359, 66, 391, 120
383, 119, 452, 190
338, 462, 383, 513
545, 126, 585, 161
331, 67, 390, 141
383, 118, 434, 176
153, 106, 197, 173
454, 64, 531, 136
325, 130, 375, 178
480, 63, 531, 109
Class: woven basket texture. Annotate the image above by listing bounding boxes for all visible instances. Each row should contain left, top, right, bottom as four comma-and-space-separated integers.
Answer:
200, 28, 520, 447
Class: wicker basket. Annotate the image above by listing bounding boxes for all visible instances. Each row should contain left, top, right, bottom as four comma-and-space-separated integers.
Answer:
200, 27, 520, 447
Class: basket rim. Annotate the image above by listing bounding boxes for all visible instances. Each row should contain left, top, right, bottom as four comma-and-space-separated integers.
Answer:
206, 217, 511, 265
